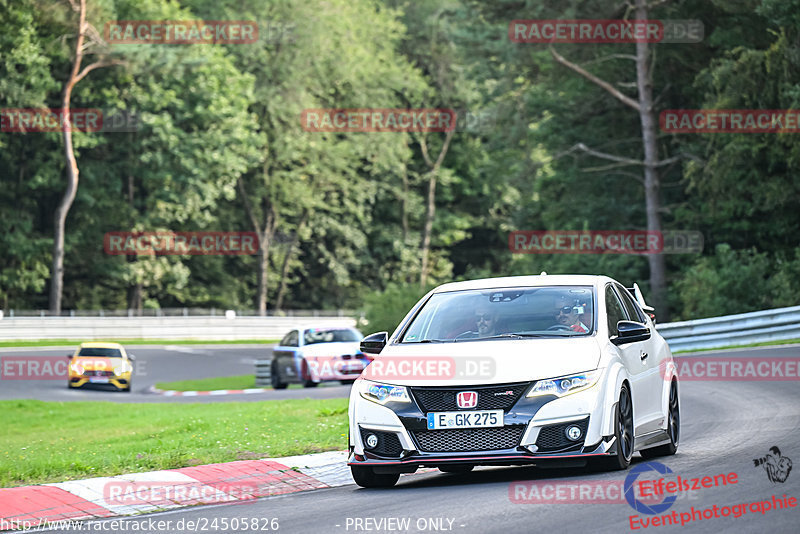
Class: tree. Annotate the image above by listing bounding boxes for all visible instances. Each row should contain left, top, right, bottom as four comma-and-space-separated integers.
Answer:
50, 0, 122, 312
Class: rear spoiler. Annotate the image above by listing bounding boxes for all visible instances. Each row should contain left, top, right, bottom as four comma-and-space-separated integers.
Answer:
626, 283, 654, 313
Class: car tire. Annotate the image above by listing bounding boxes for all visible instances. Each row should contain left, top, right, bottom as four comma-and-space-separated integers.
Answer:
640, 379, 679, 459
340, 380, 356, 385
300, 359, 318, 388
350, 465, 400, 488
596, 383, 634, 471
271, 363, 288, 390
438, 465, 474, 474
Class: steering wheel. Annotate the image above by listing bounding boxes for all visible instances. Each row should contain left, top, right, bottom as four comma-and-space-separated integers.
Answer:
546, 324, 574, 332
455, 331, 478, 340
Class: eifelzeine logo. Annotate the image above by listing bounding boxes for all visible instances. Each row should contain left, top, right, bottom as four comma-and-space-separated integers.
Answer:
104, 20, 258, 44
104, 232, 258, 256
301, 109, 456, 132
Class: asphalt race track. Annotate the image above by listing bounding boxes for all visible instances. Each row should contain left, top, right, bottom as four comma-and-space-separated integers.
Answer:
20, 344, 799, 533
0, 345, 350, 403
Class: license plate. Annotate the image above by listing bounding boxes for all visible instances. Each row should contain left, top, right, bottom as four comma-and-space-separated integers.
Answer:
89, 377, 109, 384
427, 409, 503, 429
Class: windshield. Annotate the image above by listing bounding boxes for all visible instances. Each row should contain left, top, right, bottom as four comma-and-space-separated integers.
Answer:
402, 286, 594, 342
77, 347, 122, 357
303, 328, 362, 345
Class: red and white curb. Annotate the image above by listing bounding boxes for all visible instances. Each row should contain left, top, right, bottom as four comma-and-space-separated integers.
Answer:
0, 451, 350, 531
147, 385, 272, 396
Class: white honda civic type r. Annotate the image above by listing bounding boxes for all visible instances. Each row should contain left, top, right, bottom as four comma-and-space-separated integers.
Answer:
348, 274, 680, 488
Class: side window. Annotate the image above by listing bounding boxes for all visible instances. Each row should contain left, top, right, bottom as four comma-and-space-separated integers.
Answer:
279, 332, 293, 347
615, 284, 645, 323
287, 330, 299, 347
605, 286, 627, 335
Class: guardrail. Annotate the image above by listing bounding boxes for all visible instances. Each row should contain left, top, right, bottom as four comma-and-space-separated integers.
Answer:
0, 308, 358, 318
0, 315, 357, 341
656, 305, 800, 352
255, 359, 272, 387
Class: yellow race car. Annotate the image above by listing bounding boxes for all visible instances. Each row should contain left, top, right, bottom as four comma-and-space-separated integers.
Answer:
67, 342, 135, 392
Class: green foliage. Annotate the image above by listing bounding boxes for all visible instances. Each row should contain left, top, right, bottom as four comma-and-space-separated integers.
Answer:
0, 0, 798, 322
673, 244, 799, 320
362, 282, 433, 336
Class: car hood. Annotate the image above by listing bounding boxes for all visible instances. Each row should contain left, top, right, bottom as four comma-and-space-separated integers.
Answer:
363, 337, 602, 387
301, 342, 362, 357
72, 357, 126, 372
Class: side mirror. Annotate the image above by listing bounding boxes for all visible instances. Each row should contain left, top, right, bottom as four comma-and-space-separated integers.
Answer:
128, 354, 136, 362
67, 354, 73, 359
611, 321, 651, 345
360, 332, 388, 355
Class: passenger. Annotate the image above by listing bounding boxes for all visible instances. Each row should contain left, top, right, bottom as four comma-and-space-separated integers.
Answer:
554, 299, 589, 333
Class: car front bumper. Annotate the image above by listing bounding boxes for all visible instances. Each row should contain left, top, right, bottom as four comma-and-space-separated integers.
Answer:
69, 375, 130, 389
348, 379, 618, 469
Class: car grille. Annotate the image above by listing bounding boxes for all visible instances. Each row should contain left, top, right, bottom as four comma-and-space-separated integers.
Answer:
84, 370, 114, 377
410, 382, 531, 412
359, 428, 404, 458
535, 418, 590, 452
412, 425, 525, 452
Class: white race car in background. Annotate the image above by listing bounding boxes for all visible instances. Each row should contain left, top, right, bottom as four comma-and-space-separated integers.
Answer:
271, 326, 369, 388
348, 274, 679, 488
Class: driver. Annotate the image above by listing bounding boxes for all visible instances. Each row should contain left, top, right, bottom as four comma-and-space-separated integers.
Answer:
554, 299, 589, 333
474, 307, 498, 337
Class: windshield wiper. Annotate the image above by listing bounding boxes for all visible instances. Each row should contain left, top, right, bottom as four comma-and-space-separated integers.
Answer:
415, 338, 452, 343
480, 333, 548, 340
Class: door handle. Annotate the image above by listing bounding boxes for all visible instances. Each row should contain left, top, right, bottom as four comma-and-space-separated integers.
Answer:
640, 352, 648, 361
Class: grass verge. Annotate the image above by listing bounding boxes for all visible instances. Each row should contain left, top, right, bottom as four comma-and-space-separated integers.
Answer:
673, 337, 800, 354
0, 399, 348, 487
155, 375, 309, 391
0, 339, 279, 348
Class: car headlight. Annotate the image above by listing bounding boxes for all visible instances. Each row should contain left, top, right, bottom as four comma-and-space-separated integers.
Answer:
70, 364, 84, 375
527, 370, 601, 398
357, 379, 411, 405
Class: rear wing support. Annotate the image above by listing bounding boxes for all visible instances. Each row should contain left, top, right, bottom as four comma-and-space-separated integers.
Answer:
626, 283, 654, 313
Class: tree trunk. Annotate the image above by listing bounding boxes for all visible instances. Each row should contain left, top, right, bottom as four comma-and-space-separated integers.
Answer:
275, 211, 308, 311
256, 232, 270, 315
126, 172, 143, 314
238, 173, 276, 316
418, 128, 454, 288
50, 0, 87, 313
634, 0, 668, 319
419, 173, 437, 288
256, 210, 275, 316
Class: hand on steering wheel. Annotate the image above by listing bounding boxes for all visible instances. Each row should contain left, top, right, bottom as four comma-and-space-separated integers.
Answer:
455, 330, 478, 340
546, 324, 574, 332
